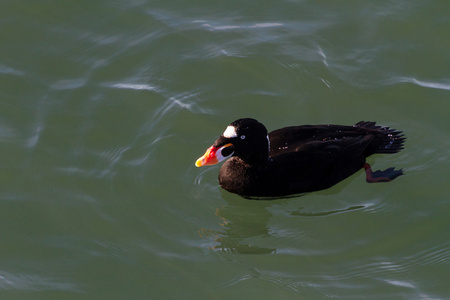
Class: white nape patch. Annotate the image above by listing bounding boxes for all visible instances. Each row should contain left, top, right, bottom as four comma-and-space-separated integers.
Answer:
267, 135, 270, 153
223, 126, 238, 138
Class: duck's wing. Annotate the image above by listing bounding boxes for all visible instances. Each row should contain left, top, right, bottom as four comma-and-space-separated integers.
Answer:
269, 122, 405, 159
266, 138, 370, 195
268, 124, 373, 158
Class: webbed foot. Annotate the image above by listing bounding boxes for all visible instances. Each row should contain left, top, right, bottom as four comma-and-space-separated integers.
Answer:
363, 163, 404, 183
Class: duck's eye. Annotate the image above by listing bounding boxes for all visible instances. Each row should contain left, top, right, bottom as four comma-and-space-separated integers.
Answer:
240, 135, 246, 140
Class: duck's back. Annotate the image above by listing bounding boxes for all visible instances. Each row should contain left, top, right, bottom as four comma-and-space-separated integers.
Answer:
269, 121, 404, 158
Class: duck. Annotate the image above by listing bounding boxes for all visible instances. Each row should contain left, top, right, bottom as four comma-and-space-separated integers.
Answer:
195, 118, 405, 198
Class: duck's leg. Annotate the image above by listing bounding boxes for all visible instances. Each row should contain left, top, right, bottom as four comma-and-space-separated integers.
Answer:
363, 163, 404, 183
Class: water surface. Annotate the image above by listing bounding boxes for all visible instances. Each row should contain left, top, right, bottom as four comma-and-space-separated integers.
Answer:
1, 1, 449, 299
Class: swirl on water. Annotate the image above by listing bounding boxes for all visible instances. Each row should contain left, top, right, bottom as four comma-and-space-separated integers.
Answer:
50, 78, 87, 90
0, 271, 82, 292
289, 205, 365, 217
106, 82, 158, 92
385, 77, 450, 91
0, 64, 24, 76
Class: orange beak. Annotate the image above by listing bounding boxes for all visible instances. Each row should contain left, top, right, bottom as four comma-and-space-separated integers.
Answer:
195, 143, 234, 167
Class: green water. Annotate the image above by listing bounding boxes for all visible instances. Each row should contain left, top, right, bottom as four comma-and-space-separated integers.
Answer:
1, 1, 449, 299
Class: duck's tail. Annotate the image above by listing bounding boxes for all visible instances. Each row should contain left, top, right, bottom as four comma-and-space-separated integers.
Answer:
355, 121, 406, 155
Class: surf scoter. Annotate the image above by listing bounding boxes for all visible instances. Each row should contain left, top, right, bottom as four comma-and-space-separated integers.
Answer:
195, 118, 405, 198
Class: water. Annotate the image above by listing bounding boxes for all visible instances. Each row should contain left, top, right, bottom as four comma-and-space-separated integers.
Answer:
1, 1, 449, 299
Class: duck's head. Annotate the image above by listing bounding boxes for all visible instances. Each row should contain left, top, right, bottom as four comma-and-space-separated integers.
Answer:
195, 118, 269, 167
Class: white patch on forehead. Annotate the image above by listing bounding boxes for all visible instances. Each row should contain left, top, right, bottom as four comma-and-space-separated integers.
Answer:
223, 125, 238, 138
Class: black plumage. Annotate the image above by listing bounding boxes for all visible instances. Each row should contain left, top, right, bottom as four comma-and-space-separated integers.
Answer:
196, 118, 405, 198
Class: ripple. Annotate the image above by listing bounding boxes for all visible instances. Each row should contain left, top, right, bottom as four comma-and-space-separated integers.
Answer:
154, 91, 215, 117
105, 82, 159, 92
50, 78, 87, 90
406, 244, 450, 267
388, 77, 450, 91
193, 161, 222, 185
0, 64, 24, 76
55, 166, 115, 179
201, 22, 283, 31
290, 205, 364, 217
0, 123, 15, 141
25, 124, 44, 148
100, 146, 131, 166
218, 268, 302, 292
385, 279, 415, 288
0, 271, 81, 292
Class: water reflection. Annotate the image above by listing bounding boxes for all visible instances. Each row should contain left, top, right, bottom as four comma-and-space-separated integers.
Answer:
290, 205, 364, 217
214, 199, 276, 254
198, 193, 275, 254
199, 191, 366, 254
